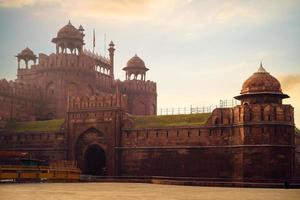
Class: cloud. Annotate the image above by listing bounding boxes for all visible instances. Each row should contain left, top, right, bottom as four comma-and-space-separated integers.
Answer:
1, 0, 298, 27
0, 0, 53, 7
280, 74, 300, 91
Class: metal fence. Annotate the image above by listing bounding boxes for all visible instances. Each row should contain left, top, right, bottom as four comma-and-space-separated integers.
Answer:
158, 99, 240, 115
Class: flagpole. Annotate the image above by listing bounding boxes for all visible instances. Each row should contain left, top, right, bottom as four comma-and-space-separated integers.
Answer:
93, 29, 95, 53
104, 33, 106, 57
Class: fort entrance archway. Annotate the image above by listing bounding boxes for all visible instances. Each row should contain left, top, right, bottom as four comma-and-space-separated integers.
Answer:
75, 128, 107, 175
84, 144, 106, 175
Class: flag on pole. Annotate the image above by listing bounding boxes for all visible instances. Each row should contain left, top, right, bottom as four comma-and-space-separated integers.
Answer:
93, 29, 95, 53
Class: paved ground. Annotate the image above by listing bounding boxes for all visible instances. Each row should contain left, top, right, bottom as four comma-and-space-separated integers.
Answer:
0, 183, 299, 200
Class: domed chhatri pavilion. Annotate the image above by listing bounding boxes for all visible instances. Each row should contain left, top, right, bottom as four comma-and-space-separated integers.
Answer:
15, 47, 37, 69
235, 63, 289, 104
51, 20, 85, 54
0, 21, 298, 186
123, 54, 149, 81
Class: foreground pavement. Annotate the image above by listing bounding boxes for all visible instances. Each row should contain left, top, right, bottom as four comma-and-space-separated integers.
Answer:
0, 183, 299, 200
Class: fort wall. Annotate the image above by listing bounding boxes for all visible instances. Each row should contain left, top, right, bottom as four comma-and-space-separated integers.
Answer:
0, 79, 43, 121
0, 130, 67, 161
119, 105, 294, 179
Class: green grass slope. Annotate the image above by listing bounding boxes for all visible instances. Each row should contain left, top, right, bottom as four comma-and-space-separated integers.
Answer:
131, 113, 211, 129
5, 119, 65, 132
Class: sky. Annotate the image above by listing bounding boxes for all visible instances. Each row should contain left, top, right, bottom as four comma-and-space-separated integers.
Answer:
0, 0, 299, 126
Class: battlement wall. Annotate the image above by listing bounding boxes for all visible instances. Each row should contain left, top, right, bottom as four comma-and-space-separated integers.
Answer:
121, 104, 294, 148
207, 104, 294, 126
17, 53, 113, 79
0, 79, 44, 121
0, 79, 42, 100
120, 80, 156, 94
121, 126, 242, 147
68, 93, 128, 112
120, 104, 294, 178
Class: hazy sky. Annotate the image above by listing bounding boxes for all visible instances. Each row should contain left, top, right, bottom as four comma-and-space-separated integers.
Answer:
0, 0, 299, 126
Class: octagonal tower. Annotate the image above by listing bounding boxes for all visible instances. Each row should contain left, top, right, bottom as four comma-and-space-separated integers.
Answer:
233, 63, 295, 180
120, 54, 157, 115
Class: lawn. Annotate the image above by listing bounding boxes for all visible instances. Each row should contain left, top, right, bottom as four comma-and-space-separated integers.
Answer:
5, 119, 65, 132
131, 113, 211, 129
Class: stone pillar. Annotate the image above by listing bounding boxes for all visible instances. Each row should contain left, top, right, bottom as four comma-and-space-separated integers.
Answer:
25, 59, 28, 69
17, 58, 20, 69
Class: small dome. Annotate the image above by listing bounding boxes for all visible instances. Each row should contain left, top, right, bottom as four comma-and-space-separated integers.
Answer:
56, 21, 82, 40
123, 54, 148, 71
18, 47, 34, 56
109, 40, 115, 47
241, 64, 282, 95
78, 24, 84, 31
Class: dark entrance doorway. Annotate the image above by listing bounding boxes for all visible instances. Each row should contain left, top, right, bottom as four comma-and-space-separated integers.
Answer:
84, 144, 106, 175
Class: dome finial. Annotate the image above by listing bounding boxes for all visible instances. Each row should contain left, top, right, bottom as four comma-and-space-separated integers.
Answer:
257, 61, 267, 73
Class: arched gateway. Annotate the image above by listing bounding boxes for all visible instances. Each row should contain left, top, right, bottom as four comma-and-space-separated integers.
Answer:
84, 144, 106, 175
75, 128, 107, 175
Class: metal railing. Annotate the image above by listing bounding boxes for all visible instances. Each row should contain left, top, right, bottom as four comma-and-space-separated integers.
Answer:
158, 99, 240, 115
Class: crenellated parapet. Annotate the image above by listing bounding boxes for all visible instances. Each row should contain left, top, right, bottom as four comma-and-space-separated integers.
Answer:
0, 79, 44, 121
0, 79, 42, 100
68, 93, 128, 112
120, 80, 156, 94
206, 104, 294, 126
17, 51, 113, 78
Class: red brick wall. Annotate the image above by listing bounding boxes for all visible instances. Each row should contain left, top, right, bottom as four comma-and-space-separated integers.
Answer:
119, 104, 295, 180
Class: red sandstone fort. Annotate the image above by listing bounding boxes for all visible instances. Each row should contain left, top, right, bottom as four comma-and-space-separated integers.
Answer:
0, 21, 299, 184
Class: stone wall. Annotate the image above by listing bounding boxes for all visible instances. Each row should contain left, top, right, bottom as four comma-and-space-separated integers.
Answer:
120, 80, 157, 115
119, 126, 242, 178
0, 79, 43, 121
0, 130, 67, 161
118, 105, 295, 180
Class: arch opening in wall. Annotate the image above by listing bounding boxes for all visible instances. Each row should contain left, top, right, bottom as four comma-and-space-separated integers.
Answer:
75, 127, 107, 175
83, 144, 106, 175
45, 82, 55, 100
66, 82, 79, 97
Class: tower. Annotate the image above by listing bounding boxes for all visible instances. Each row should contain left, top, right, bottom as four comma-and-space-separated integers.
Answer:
234, 63, 294, 180
121, 55, 157, 115
15, 47, 37, 69
51, 21, 85, 55
123, 54, 149, 81
108, 41, 115, 77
